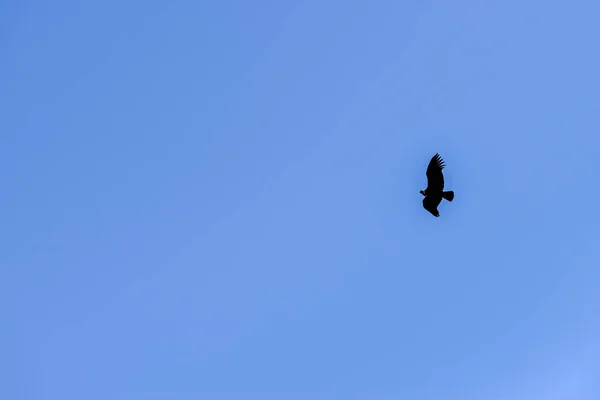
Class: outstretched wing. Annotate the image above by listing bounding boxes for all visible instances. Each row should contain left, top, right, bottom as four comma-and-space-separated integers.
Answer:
425, 153, 446, 191
422, 196, 441, 217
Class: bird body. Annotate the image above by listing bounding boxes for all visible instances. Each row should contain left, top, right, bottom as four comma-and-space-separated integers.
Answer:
420, 153, 454, 217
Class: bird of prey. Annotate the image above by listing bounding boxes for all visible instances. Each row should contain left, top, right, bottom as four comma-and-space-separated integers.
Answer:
420, 153, 454, 217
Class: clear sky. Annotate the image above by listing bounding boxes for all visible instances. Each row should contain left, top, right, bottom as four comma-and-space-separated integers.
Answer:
4, 1, 600, 399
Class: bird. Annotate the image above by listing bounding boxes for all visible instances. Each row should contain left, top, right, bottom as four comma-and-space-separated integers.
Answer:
420, 153, 454, 217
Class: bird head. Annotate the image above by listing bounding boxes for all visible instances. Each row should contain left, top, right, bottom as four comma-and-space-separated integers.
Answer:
419, 190, 426, 196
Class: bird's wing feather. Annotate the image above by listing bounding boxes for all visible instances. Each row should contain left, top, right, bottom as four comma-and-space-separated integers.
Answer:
425, 153, 445, 190
422, 196, 441, 217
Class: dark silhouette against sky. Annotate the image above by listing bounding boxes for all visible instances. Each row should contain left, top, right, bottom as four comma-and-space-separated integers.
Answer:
4, 1, 600, 399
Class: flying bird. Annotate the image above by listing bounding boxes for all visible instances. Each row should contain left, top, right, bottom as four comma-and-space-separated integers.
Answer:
420, 153, 454, 217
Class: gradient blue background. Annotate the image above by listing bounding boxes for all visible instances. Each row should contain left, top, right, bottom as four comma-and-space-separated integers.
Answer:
4, 1, 600, 399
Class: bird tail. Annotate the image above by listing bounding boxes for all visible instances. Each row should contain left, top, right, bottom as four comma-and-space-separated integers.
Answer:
442, 191, 454, 202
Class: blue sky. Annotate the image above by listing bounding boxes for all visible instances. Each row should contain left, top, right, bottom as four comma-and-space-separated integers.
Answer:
4, 0, 600, 399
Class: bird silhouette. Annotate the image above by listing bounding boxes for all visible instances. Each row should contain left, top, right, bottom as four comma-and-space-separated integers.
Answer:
420, 153, 454, 217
